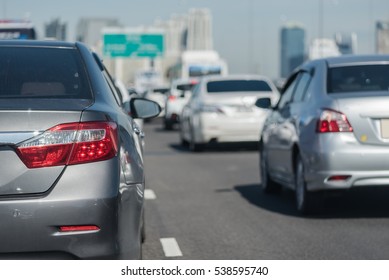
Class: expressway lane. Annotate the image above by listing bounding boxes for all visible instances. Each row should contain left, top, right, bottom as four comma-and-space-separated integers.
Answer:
141, 119, 389, 260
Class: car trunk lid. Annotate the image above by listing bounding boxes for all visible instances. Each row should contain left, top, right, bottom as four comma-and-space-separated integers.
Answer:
333, 93, 389, 145
0, 101, 88, 196
204, 92, 276, 117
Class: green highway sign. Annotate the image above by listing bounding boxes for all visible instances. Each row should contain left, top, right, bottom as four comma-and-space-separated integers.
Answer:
103, 33, 164, 58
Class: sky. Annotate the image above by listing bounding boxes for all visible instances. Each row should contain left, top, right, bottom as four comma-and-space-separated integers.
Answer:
2, 0, 389, 79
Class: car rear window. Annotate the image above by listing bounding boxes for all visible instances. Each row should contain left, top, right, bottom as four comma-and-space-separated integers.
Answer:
0, 46, 92, 99
207, 80, 272, 93
328, 64, 389, 93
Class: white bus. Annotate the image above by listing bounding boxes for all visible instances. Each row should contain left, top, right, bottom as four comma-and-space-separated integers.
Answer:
167, 50, 228, 81
0, 19, 36, 40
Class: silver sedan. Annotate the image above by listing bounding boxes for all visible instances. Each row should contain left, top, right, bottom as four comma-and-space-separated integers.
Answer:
0, 40, 160, 259
258, 55, 389, 214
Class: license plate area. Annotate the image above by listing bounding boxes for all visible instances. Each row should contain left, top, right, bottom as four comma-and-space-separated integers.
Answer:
380, 119, 389, 139
236, 106, 253, 113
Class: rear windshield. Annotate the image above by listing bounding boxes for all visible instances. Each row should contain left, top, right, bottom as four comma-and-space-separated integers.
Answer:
189, 65, 222, 77
328, 64, 389, 93
0, 46, 92, 99
0, 28, 36, 39
207, 80, 272, 93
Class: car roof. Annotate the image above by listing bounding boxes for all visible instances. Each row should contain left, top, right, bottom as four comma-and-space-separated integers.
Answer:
323, 54, 389, 67
0, 40, 77, 48
199, 74, 273, 83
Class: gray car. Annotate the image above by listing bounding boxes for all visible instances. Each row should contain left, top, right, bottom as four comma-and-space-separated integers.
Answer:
257, 55, 389, 214
0, 40, 160, 259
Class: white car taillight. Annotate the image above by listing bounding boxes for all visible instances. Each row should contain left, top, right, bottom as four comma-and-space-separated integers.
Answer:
16, 121, 118, 168
316, 109, 353, 133
168, 95, 177, 101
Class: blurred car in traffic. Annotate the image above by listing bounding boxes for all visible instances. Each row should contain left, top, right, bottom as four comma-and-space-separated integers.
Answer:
114, 78, 144, 132
180, 75, 279, 151
114, 78, 140, 103
143, 86, 170, 118
163, 78, 198, 130
258, 55, 389, 214
134, 69, 163, 96
0, 40, 161, 259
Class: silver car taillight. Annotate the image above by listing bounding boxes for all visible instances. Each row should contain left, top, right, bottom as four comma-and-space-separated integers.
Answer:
316, 109, 353, 133
16, 121, 118, 168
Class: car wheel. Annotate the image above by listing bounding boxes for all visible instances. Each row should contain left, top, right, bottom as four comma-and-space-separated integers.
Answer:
189, 127, 204, 152
295, 154, 319, 215
179, 127, 189, 147
141, 209, 146, 243
138, 235, 143, 260
164, 119, 173, 130
260, 146, 281, 193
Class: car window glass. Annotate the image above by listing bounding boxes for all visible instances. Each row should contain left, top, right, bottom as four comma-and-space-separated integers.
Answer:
103, 70, 122, 106
0, 47, 92, 99
328, 64, 389, 93
207, 80, 272, 93
189, 65, 222, 77
189, 83, 200, 102
277, 75, 298, 109
293, 72, 312, 102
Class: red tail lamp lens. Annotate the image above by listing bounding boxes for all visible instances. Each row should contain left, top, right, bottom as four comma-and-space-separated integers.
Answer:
59, 225, 100, 232
17, 121, 118, 168
328, 175, 351, 181
317, 109, 353, 133
168, 95, 177, 101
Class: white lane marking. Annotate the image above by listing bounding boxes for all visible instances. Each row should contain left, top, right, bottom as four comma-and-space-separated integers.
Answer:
144, 189, 157, 200
160, 238, 183, 257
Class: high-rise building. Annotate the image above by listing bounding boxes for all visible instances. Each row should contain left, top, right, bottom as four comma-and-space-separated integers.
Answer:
153, 14, 187, 57
280, 22, 305, 78
76, 18, 120, 49
44, 18, 67, 41
185, 8, 213, 51
376, 21, 389, 54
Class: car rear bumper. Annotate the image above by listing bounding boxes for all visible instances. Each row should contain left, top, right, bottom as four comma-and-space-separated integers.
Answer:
307, 170, 389, 192
0, 159, 143, 259
165, 98, 188, 121
304, 134, 389, 191
196, 114, 265, 143
0, 200, 119, 259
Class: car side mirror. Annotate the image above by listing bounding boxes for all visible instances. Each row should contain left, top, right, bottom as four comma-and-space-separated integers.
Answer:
125, 98, 161, 119
255, 97, 272, 109
178, 91, 185, 98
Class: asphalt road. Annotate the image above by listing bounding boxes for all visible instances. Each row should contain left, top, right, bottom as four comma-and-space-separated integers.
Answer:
141, 119, 389, 260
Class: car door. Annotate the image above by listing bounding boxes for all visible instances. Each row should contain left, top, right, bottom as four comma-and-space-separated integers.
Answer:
181, 82, 201, 140
266, 73, 299, 183
285, 71, 313, 179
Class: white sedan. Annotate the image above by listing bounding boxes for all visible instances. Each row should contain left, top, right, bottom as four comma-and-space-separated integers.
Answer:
180, 75, 280, 151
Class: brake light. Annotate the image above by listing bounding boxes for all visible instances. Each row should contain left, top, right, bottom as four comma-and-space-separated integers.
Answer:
59, 225, 100, 232
317, 109, 353, 133
168, 95, 177, 101
327, 175, 351, 181
16, 121, 118, 168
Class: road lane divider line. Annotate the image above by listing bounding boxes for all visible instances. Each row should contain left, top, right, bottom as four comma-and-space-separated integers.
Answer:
160, 238, 183, 257
145, 189, 157, 200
